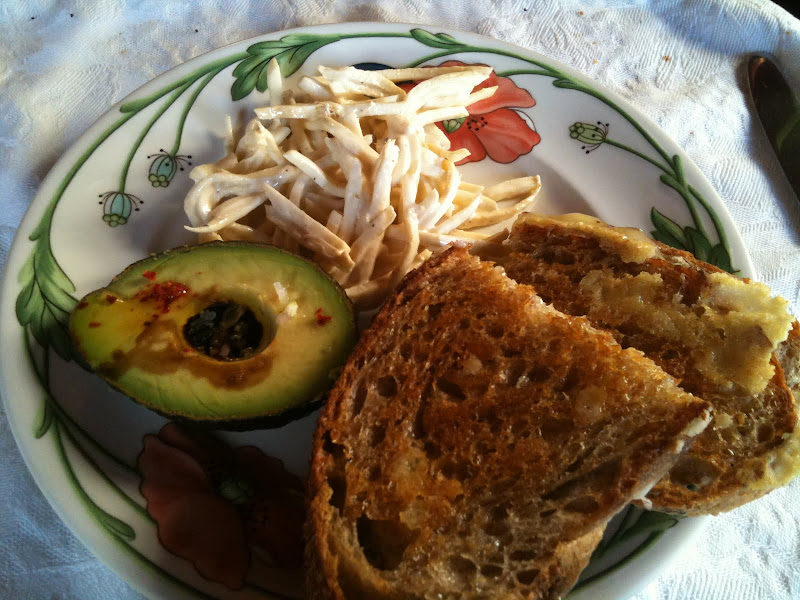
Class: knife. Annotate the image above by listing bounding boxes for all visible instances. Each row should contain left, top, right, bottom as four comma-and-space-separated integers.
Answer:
747, 54, 800, 199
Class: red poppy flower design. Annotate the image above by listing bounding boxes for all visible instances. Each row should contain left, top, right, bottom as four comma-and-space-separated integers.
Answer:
401, 60, 540, 165
137, 422, 305, 590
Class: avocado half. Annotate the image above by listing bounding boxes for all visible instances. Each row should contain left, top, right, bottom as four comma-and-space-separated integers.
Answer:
70, 242, 357, 429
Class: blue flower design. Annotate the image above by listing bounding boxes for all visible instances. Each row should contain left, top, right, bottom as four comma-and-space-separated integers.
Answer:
98, 191, 142, 226
146, 150, 192, 188
569, 121, 609, 153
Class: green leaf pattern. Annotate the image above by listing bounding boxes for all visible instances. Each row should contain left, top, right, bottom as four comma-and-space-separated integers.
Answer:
16, 233, 77, 361
231, 34, 341, 100
410, 28, 465, 50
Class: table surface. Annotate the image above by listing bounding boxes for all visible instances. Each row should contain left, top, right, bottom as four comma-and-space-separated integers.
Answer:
1, 1, 799, 599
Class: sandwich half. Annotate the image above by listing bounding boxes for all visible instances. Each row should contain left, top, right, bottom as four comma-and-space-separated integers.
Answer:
306, 246, 710, 600
484, 213, 798, 515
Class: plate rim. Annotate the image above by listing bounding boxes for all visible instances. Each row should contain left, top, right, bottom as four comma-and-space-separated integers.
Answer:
0, 20, 743, 600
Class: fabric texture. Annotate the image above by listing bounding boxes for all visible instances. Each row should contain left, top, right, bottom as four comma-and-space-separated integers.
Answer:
1, 1, 799, 599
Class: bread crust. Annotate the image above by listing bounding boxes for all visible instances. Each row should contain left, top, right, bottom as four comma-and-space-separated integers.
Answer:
489, 213, 798, 515
306, 246, 710, 599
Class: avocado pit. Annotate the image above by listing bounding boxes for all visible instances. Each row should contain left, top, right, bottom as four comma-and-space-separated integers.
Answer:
184, 300, 272, 361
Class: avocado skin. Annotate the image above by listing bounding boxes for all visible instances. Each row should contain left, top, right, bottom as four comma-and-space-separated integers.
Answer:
134, 390, 325, 431
70, 241, 356, 429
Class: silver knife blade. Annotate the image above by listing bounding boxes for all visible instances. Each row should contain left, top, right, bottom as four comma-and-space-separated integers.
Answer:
747, 54, 800, 199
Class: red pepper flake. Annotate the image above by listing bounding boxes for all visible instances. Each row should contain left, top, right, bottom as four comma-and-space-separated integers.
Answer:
663, 55, 671, 62
143, 270, 157, 280
578, 10, 584, 15
136, 281, 190, 313
89, 322, 102, 328
77, 301, 89, 309
105, 294, 118, 304
315, 308, 333, 326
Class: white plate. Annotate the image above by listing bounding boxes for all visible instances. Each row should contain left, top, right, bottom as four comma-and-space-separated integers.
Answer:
0, 22, 749, 600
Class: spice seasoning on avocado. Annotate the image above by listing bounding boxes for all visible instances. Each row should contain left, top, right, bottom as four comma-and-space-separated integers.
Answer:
143, 270, 157, 280
136, 281, 189, 313
315, 308, 332, 326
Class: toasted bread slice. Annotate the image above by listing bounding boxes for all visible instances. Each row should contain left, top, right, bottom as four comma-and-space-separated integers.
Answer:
306, 246, 710, 600
486, 213, 798, 515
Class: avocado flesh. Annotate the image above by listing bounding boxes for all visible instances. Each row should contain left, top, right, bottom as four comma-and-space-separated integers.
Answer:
70, 242, 356, 425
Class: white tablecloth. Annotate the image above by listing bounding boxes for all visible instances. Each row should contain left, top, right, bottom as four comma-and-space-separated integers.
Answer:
1, 1, 799, 599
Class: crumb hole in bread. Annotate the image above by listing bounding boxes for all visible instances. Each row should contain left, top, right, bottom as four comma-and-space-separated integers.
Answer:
399, 341, 413, 360
423, 441, 441, 460
505, 361, 527, 386
375, 375, 398, 397
459, 319, 470, 330
327, 474, 346, 511
368, 424, 386, 447
480, 564, 504, 578
540, 508, 556, 518
566, 456, 584, 473
356, 515, 417, 571
441, 459, 471, 481
474, 440, 491, 456
616, 322, 642, 338
368, 465, 381, 481
510, 549, 537, 561
555, 367, 581, 394
412, 382, 431, 439
351, 382, 368, 417
447, 556, 477, 584
757, 423, 774, 443
428, 302, 445, 319
503, 347, 522, 358
669, 456, 721, 489
482, 519, 510, 537
693, 305, 706, 317
436, 377, 466, 402
516, 569, 540, 585
527, 365, 551, 383
491, 503, 510, 521
540, 416, 574, 440
487, 323, 505, 338
564, 495, 600, 513
322, 431, 346, 459
662, 349, 679, 360
482, 408, 503, 434
540, 246, 576, 265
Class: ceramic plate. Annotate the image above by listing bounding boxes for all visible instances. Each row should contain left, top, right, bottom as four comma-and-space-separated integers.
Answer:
0, 22, 750, 600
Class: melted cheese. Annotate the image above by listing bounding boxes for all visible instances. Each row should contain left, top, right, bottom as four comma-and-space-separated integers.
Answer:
521, 213, 664, 263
